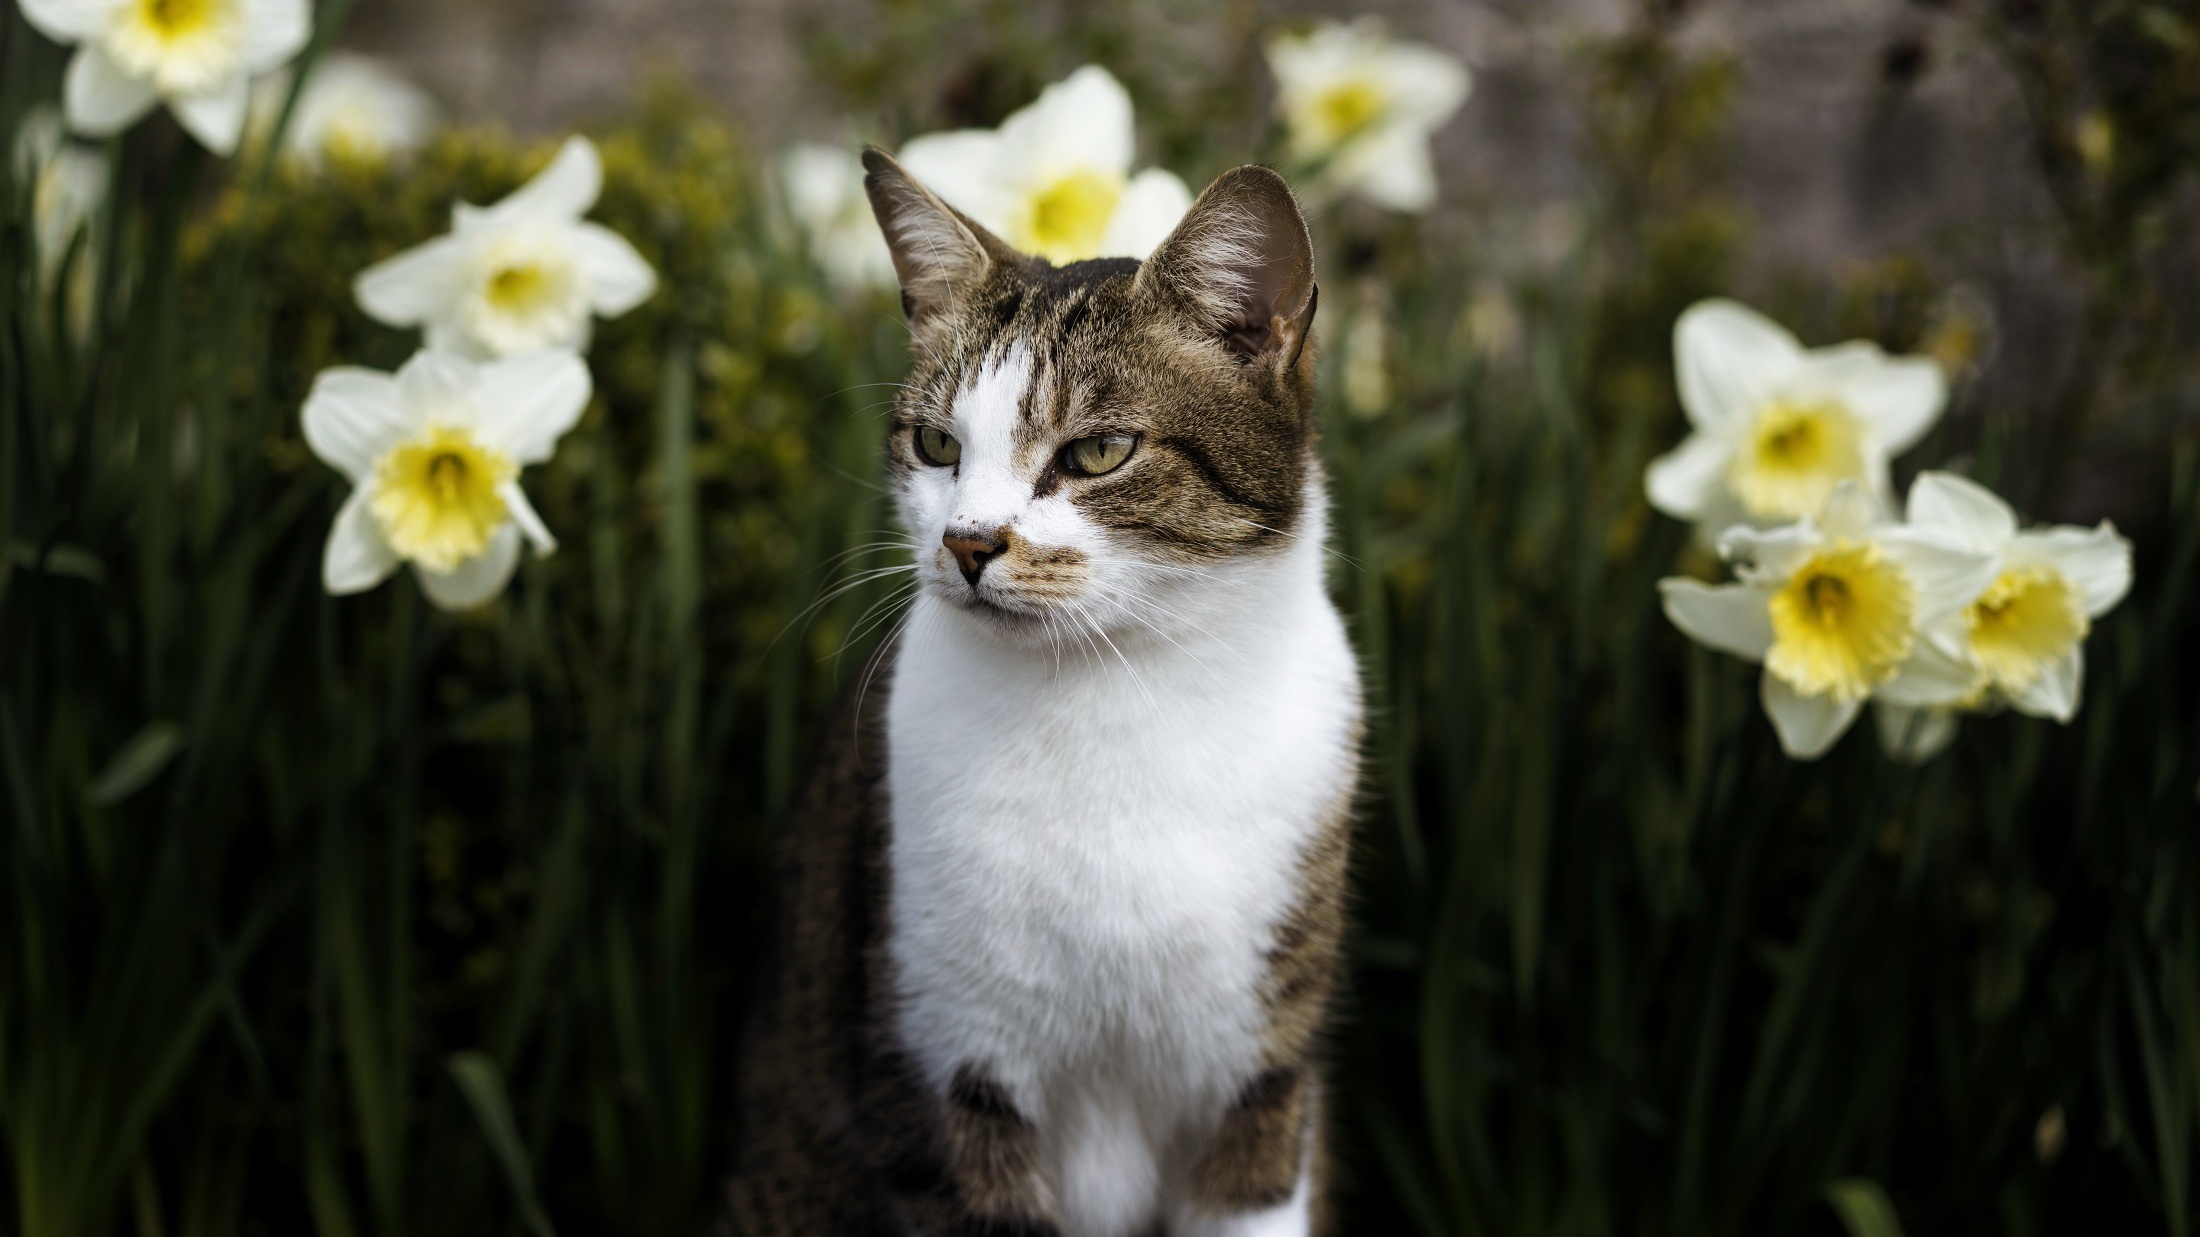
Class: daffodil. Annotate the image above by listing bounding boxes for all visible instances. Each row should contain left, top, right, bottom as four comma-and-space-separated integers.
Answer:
249, 52, 439, 169
302, 349, 590, 611
1647, 299, 1947, 540
354, 136, 658, 359
1660, 484, 1996, 760
19, 0, 309, 156
897, 65, 1192, 264
1265, 20, 1470, 213
780, 142, 895, 291
14, 108, 107, 280
1901, 471, 2132, 723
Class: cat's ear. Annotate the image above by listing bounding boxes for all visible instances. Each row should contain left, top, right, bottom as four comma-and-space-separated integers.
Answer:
1137, 165, 1318, 370
861, 146, 1018, 324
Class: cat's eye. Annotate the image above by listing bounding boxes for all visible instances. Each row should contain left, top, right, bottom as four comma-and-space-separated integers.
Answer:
915, 426, 962, 467
1063, 434, 1136, 477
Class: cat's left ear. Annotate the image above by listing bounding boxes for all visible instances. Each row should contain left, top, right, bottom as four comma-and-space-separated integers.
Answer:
1137, 165, 1318, 372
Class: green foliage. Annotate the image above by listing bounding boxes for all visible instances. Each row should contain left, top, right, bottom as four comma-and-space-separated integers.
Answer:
3, 3, 2199, 1236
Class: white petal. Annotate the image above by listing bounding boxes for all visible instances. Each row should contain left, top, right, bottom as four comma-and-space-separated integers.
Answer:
302, 367, 411, 483
1881, 529, 1999, 619
241, 0, 312, 71
1877, 632, 1983, 708
2014, 523, 2133, 618
169, 75, 252, 156
998, 65, 1134, 184
469, 351, 591, 463
1099, 168, 1192, 259
414, 524, 521, 611
572, 222, 657, 315
322, 487, 400, 595
1792, 344, 1945, 456
1720, 521, 1822, 584
499, 482, 556, 555
898, 129, 1014, 236
1380, 43, 1471, 129
1905, 471, 2015, 552
355, 236, 464, 326
1761, 673, 1862, 761
395, 349, 479, 418
476, 135, 601, 226
64, 46, 160, 138
1818, 480, 1885, 540
1659, 578, 1774, 662
1675, 300, 1804, 431
20, 0, 116, 41
2007, 647, 2083, 722
422, 316, 488, 359
1645, 432, 1733, 521
1345, 123, 1441, 212
1875, 702, 1959, 765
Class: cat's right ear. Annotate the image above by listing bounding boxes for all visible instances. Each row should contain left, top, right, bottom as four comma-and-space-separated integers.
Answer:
861, 147, 1011, 324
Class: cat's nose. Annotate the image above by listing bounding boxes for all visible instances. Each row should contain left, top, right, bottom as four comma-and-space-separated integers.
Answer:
942, 528, 1008, 586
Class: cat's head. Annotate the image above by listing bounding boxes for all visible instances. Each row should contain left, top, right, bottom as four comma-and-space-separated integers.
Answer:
862, 148, 1321, 646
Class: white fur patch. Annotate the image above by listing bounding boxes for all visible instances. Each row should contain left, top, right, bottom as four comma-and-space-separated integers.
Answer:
886, 349, 1358, 1236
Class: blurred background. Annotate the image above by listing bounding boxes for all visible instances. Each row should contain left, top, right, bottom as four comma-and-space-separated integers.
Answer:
4, 1, 2199, 1235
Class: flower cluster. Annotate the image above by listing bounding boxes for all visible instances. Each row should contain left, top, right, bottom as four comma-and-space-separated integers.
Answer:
777, 23, 1471, 289
1653, 301, 2133, 761
305, 137, 658, 611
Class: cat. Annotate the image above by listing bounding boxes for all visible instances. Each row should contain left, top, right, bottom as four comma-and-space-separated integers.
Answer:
719, 147, 1362, 1237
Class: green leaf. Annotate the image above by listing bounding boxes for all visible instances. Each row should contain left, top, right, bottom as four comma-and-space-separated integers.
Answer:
1824, 1179, 1905, 1237
90, 721, 187, 806
448, 1051, 558, 1237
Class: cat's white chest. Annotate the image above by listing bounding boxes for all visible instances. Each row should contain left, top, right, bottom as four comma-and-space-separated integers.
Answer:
885, 585, 1357, 1230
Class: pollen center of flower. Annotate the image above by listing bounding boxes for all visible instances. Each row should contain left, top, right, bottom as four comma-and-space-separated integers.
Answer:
1312, 79, 1388, 145
1765, 540, 1916, 702
109, 0, 242, 95
1966, 565, 2087, 692
1018, 169, 1123, 264
1730, 400, 1867, 521
463, 234, 587, 355
369, 426, 516, 574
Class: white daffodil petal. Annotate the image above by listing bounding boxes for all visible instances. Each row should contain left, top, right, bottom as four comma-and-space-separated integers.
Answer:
1099, 168, 1193, 259
355, 236, 464, 326
480, 136, 602, 227
169, 76, 252, 157
1761, 673, 1862, 761
1881, 531, 1999, 619
999, 65, 1134, 183
1906, 471, 2016, 552
1345, 124, 1441, 212
1720, 521, 1822, 584
1817, 479, 1885, 541
1877, 633, 1983, 708
899, 130, 1013, 234
470, 351, 591, 463
64, 46, 160, 138
2007, 646, 2083, 722
2015, 524, 2133, 617
1659, 578, 1775, 662
20, 0, 114, 41
1675, 299, 1803, 430
396, 349, 479, 418
242, 0, 313, 72
1798, 346, 1945, 456
302, 368, 413, 483
571, 222, 658, 314
1875, 702, 1959, 765
499, 482, 557, 555
1383, 43, 1472, 128
1645, 432, 1733, 521
323, 487, 402, 595
414, 524, 522, 611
